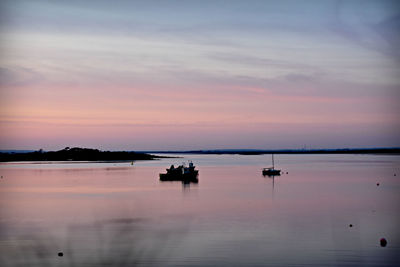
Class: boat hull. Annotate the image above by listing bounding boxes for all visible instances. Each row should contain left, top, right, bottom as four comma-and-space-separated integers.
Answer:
262, 169, 281, 176
159, 171, 199, 183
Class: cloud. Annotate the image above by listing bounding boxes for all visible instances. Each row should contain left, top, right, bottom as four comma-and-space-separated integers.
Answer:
329, 0, 400, 60
372, 13, 400, 60
208, 52, 317, 70
0, 67, 44, 87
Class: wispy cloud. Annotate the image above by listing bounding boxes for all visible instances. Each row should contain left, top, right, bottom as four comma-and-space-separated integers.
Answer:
0, 0, 399, 149
329, 0, 400, 60
0, 67, 44, 87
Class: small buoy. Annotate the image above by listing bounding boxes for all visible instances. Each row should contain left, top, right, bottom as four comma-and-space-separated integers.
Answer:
286, 172, 288, 174
58, 252, 63, 257
376, 183, 379, 186
394, 174, 396, 176
349, 224, 353, 227
380, 238, 387, 247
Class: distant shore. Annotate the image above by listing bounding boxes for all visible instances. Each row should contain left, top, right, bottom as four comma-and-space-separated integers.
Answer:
139, 148, 400, 155
1, 147, 399, 162
0, 147, 161, 162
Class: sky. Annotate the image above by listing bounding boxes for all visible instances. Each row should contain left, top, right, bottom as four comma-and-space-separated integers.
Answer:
0, 0, 399, 151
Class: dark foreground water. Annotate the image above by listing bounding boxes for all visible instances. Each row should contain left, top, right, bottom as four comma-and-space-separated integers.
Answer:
0, 154, 399, 266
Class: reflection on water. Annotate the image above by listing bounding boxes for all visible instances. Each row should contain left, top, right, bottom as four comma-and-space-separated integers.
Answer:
263, 173, 278, 191
160, 177, 199, 188
0, 217, 189, 267
0, 154, 399, 266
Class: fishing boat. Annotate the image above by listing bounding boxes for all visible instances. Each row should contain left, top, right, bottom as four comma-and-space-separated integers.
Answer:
262, 154, 281, 176
160, 161, 199, 182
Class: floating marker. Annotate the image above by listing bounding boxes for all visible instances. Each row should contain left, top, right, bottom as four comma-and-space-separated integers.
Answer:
380, 238, 387, 247
58, 252, 63, 257
349, 224, 353, 227
376, 183, 379, 186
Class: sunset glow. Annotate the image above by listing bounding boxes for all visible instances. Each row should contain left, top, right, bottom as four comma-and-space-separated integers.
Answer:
1, 0, 399, 150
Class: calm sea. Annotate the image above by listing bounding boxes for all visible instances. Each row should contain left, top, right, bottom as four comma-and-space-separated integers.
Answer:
0, 154, 399, 266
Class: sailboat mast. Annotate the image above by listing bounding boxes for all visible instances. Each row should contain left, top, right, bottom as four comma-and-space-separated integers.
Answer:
272, 154, 274, 168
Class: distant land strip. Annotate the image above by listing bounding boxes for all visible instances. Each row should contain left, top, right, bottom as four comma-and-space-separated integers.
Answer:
138, 148, 400, 155
1, 147, 399, 162
0, 147, 161, 162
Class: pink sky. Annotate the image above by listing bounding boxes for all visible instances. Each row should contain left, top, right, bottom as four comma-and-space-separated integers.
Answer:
0, 0, 399, 150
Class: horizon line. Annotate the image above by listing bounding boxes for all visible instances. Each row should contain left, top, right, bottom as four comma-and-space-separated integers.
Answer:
1, 147, 400, 154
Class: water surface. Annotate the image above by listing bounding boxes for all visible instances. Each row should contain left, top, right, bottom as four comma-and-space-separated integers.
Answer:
0, 154, 399, 266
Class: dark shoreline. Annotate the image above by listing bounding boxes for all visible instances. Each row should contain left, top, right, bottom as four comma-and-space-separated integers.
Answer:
140, 148, 400, 155
0, 147, 162, 162
1, 147, 399, 162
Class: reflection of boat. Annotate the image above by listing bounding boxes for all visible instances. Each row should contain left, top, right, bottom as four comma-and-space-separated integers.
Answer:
262, 154, 281, 176
160, 161, 199, 182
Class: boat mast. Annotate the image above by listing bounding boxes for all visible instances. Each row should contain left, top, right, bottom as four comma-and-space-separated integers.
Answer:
272, 154, 274, 169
